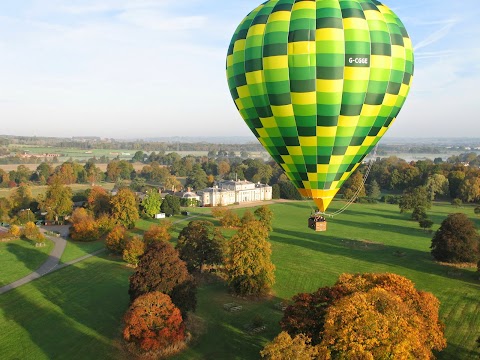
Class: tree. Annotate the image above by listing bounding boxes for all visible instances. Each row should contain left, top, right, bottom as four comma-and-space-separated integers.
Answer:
23, 221, 45, 243
419, 218, 434, 232
84, 160, 103, 185
110, 188, 139, 229
176, 220, 225, 272
260, 332, 321, 360
86, 186, 111, 216
69, 208, 99, 241
254, 205, 274, 231
412, 206, 428, 221
160, 194, 180, 217
123, 292, 185, 352
220, 209, 241, 228
141, 189, 162, 218
185, 164, 208, 190
431, 213, 480, 263
143, 223, 172, 245
42, 181, 73, 223
475, 206, 480, 216
280, 273, 446, 358
321, 288, 440, 359
128, 241, 196, 314
458, 176, 480, 203
123, 236, 146, 267
367, 179, 381, 199
342, 170, 366, 200
399, 186, 431, 216
241, 209, 256, 225
226, 220, 275, 296
8, 225, 21, 237
426, 174, 449, 200
105, 225, 129, 254
9, 184, 33, 213
452, 198, 462, 207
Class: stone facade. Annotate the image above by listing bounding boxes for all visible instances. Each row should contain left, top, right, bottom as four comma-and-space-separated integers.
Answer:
197, 180, 272, 207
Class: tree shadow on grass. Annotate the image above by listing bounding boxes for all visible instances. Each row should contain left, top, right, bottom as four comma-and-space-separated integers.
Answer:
437, 340, 480, 360
6, 239, 50, 273
270, 229, 479, 285
1, 250, 132, 360
178, 282, 284, 360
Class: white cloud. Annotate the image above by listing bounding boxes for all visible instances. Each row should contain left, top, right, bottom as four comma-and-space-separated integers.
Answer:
414, 18, 459, 51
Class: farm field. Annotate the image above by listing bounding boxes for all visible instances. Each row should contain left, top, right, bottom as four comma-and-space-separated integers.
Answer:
0, 201, 479, 359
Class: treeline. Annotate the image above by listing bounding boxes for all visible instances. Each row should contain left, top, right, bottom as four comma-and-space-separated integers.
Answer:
0, 135, 265, 153
348, 155, 480, 204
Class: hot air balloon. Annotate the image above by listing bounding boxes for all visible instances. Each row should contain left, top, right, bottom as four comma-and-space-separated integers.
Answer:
226, 0, 414, 223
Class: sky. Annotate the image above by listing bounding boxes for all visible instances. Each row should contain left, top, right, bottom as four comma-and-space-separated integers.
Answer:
0, 0, 478, 140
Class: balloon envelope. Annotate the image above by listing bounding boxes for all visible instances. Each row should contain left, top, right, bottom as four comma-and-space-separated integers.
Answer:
226, 0, 414, 212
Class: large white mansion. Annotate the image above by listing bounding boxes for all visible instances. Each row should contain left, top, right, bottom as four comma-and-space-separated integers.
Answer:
197, 180, 272, 207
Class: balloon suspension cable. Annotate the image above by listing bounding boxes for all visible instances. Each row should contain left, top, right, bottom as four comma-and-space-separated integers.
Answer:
317, 144, 378, 218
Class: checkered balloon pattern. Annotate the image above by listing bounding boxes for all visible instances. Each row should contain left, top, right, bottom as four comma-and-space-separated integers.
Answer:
226, 0, 414, 212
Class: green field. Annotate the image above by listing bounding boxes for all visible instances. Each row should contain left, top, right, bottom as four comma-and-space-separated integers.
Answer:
0, 183, 115, 199
0, 238, 54, 287
0, 201, 479, 359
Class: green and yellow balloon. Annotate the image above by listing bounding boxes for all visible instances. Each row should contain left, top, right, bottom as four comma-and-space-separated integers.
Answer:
226, 0, 414, 212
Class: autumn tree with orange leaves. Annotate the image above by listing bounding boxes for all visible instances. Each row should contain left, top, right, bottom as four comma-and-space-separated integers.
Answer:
276, 273, 446, 359
123, 291, 185, 353
143, 222, 172, 245
69, 208, 99, 242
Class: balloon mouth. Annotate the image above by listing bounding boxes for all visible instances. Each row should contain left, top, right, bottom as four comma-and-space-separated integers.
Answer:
298, 189, 340, 213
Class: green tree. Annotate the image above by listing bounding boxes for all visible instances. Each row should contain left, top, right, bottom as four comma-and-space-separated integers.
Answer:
431, 213, 480, 263
367, 179, 381, 199
185, 164, 208, 190
426, 174, 449, 200
399, 186, 431, 215
452, 198, 463, 207
160, 194, 180, 217
458, 176, 480, 203
141, 189, 162, 218
474, 206, 480, 216
110, 188, 139, 229
176, 220, 225, 272
42, 181, 73, 223
419, 218, 434, 232
226, 220, 275, 296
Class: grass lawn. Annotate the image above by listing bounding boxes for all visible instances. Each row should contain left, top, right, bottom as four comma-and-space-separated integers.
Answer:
0, 255, 132, 360
60, 239, 106, 264
0, 238, 54, 287
0, 200, 479, 359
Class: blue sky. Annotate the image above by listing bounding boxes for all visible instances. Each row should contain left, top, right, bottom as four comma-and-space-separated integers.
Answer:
0, 0, 478, 139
